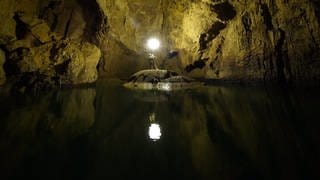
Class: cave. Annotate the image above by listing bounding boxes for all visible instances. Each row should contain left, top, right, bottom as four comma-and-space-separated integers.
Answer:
0, 0, 320, 179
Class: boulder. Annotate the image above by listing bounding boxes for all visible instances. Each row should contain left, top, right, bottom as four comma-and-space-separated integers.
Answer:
52, 40, 101, 85
7, 39, 101, 91
123, 69, 203, 91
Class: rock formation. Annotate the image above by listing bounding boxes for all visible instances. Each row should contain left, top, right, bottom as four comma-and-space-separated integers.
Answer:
0, 0, 319, 88
97, 0, 320, 83
0, 0, 105, 90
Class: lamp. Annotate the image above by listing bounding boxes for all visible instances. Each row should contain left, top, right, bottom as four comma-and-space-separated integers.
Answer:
146, 38, 160, 69
147, 38, 160, 51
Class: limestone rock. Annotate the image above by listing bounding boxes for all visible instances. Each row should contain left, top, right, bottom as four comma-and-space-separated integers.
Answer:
97, 0, 164, 76
97, 0, 163, 51
5, 40, 32, 52
29, 21, 55, 43
163, 0, 320, 82
0, 49, 6, 85
52, 40, 101, 85
7, 39, 101, 91
1, 0, 320, 84
0, 0, 16, 45
100, 37, 148, 78
0, 0, 105, 89
97, 0, 320, 83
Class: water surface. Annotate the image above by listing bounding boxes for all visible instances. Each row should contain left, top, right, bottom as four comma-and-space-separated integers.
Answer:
0, 79, 319, 179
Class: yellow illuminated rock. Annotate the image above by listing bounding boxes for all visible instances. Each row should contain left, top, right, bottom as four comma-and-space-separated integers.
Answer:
0, 0, 319, 88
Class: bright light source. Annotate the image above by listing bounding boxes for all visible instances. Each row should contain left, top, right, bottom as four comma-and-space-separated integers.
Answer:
147, 38, 160, 51
149, 123, 161, 141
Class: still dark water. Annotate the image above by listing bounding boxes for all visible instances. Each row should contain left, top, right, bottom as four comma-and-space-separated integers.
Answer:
0, 79, 319, 179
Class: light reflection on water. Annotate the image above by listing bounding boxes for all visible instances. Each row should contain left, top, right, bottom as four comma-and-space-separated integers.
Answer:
0, 79, 320, 179
148, 112, 161, 141
148, 123, 161, 141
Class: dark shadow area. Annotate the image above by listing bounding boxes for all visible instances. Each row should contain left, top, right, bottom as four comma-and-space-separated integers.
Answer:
185, 59, 207, 72
77, 0, 108, 44
311, 0, 320, 25
13, 13, 29, 40
275, 28, 287, 83
261, 4, 274, 30
210, 2, 237, 21
199, 22, 226, 51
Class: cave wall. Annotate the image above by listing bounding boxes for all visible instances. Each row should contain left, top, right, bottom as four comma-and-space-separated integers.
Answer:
97, 0, 320, 83
1, 0, 320, 86
96, 0, 165, 78
0, 0, 106, 88
174, 0, 320, 82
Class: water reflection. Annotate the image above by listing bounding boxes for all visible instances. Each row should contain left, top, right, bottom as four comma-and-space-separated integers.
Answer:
148, 112, 161, 141
0, 88, 96, 179
0, 79, 320, 179
149, 123, 161, 141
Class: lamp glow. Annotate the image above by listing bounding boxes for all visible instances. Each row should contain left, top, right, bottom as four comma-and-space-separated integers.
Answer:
147, 38, 160, 51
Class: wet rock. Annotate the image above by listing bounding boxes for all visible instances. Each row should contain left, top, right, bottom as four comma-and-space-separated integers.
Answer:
123, 69, 203, 90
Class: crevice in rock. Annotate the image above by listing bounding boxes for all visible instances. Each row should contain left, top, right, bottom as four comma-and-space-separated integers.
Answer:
63, 9, 74, 39
5, 48, 29, 74
241, 12, 252, 48
185, 58, 208, 73
275, 28, 286, 83
49, 44, 59, 62
210, 2, 236, 21
55, 59, 70, 74
311, 0, 320, 25
260, 3, 274, 30
242, 13, 252, 32
39, 1, 62, 31
210, 37, 225, 78
199, 22, 226, 51
77, 0, 109, 44
199, 1, 236, 53
13, 12, 29, 40
196, 1, 237, 74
